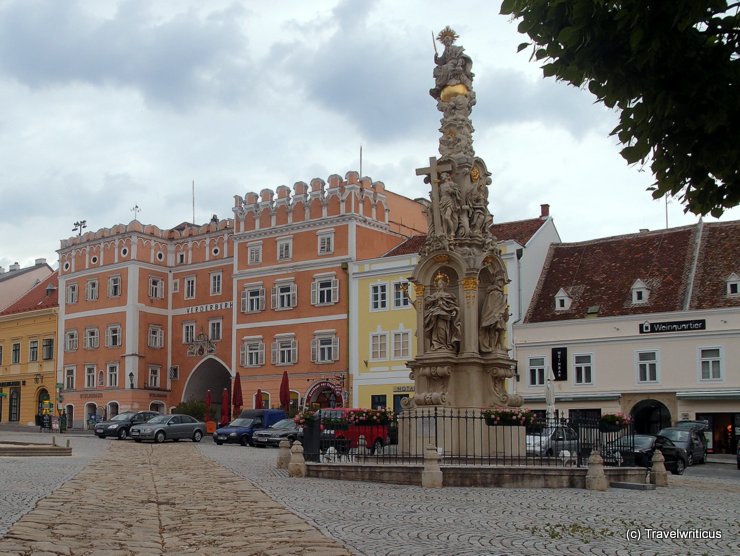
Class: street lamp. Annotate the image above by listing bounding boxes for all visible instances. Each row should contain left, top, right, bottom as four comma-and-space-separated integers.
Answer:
129, 372, 134, 389
73, 220, 87, 237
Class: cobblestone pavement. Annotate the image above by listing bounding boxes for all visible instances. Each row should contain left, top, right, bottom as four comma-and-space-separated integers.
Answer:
0, 434, 349, 555
205, 444, 740, 556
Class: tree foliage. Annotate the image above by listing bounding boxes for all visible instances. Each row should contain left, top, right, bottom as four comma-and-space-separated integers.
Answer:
173, 399, 214, 421
501, 0, 740, 216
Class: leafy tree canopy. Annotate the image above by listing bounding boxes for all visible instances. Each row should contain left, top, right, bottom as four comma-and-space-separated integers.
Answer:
501, 0, 740, 216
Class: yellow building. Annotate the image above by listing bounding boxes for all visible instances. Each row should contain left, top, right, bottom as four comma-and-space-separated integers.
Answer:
0, 272, 59, 427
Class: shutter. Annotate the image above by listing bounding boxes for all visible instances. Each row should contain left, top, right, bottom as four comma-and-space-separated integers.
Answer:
291, 339, 298, 364
240, 290, 247, 313
332, 336, 340, 361
290, 283, 297, 307
105, 328, 111, 347
310, 281, 317, 305
271, 285, 277, 309
239, 343, 247, 367
331, 277, 339, 303
259, 287, 266, 311
271, 341, 278, 365
311, 338, 317, 362
258, 343, 265, 366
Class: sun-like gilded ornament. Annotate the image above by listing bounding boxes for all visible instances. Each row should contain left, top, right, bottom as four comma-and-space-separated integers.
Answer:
437, 26, 459, 45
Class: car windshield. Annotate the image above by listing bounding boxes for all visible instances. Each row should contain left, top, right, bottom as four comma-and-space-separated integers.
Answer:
271, 419, 295, 429
228, 418, 254, 427
632, 436, 655, 449
146, 415, 169, 425
660, 429, 688, 442
111, 413, 135, 422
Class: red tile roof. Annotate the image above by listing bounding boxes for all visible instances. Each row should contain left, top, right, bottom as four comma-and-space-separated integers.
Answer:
525, 226, 697, 322
384, 235, 427, 257
0, 271, 59, 316
690, 221, 740, 310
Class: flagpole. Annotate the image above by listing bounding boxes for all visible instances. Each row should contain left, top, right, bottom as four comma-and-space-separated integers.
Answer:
192, 180, 195, 224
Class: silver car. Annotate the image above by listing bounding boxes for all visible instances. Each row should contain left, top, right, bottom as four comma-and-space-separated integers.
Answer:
525, 425, 578, 456
130, 414, 206, 443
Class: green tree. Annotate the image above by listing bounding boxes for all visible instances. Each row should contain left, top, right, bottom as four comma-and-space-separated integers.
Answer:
173, 399, 214, 422
501, 0, 740, 216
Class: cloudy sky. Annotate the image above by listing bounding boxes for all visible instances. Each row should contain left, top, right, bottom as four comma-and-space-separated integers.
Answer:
1, 0, 738, 270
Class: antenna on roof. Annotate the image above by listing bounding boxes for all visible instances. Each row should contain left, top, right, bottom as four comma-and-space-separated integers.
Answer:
131, 204, 140, 220
192, 180, 195, 224
360, 146, 363, 178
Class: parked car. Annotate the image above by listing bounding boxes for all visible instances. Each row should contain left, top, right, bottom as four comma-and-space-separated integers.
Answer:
525, 425, 579, 457
94, 411, 160, 440
213, 409, 288, 446
252, 418, 302, 448
603, 434, 687, 474
317, 408, 390, 454
130, 414, 206, 443
657, 427, 706, 465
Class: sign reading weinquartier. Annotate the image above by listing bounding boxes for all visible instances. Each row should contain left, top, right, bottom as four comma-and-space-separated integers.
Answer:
552, 347, 567, 381
639, 319, 706, 334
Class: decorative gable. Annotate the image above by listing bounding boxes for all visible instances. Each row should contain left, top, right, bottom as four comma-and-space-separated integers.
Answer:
631, 279, 650, 305
554, 288, 571, 311
727, 273, 740, 297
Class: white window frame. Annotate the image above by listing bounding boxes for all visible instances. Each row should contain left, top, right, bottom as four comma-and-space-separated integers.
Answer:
148, 366, 161, 388
241, 285, 266, 313
107, 363, 119, 387
311, 333, 339, 363
184, 276, 196, 299
636, 350, 659, 383
107, 275, 121, 298
65, 330, 78, 352
84, 327, 99, 349
66, 283, 78, 304
370, 283, 388, 311
240, 338, 265, 368
727, 273, 740, 297
277, 238, 292, 261
86, 279, 99, 301
370, 332, 388, 361
272, 335, 297, 366
392, 330, 411, 359
42, 338, 54, 360
148, 277, 164, 299
106, 324, 122, 347
311, 276, 339, 306
210, 271, 222, 295
172, 279, 179, 293
65, 366, 75, 390
528, 357, 546, 386
574, 353, 593, 385
698, 346, 723, 381
183, 322, 195, 344
554, 288, 570, 311
148, 325, 164, 349
85, 365, 96, 388
317, 231, 334, 255
209, 319, 222, 341
631, 279, 650, 305
248, 244, 262, 265
392, 281, 410, 309
271, 281, 297, 311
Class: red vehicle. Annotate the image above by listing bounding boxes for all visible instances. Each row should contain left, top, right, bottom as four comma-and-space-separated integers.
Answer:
318, 408, 391, 454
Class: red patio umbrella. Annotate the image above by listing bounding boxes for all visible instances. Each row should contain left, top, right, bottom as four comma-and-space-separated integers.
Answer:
220, 387, 230, 426
232, 373, 243, 417
254, 388, 263, 409
204, 389, 212, 422
279, 371, 290, 412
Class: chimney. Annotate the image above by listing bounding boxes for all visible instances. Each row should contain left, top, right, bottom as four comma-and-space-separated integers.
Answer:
540, 204, 550, 218
639, 228, 650, 233
35, 258, 46, 266
9, 262, 20, 271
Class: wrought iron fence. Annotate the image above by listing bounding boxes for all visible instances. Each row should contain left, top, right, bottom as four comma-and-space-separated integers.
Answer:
300, 408, 634, 468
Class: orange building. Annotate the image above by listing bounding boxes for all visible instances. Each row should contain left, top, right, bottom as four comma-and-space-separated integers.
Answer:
56, 171, 424, 427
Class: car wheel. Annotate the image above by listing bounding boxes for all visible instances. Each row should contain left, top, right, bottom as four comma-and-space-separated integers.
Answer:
371, 439, 384, 455
687, 453, 694, 466
193, 430, 203, 443
117, 428, 127, 440
240, 436, 249, 447
134, 439, 142, 443
155, 431, 166, 444
96, 434, 106, 439
671, 458, 686, 475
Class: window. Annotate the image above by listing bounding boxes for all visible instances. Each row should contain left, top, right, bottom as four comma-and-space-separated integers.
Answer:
42, 338, 54, 360
85, 365, 96, 388
65, 330, 78, 352
84, 328, 99, 349
65, 367, 75, 390
271, 282, 297, 310
631, 279, 649, 304
699, 348, 722, 381
177, 252, 186, 264
107, 364, 118, 387
210, 272, 222, 295
370, 333, 388, 360
637, 351, 658, 383
0, 345, 3, 365
148, 277, 164, 299
318, 232, 334, 255
106, 325, 122, 347
240, 339, 265, 367
148, 326, 164, 348
241, 286, 265, 313
248, 244, 262, 265
574, 354, 592, 384
185, 277, 196, 299
172, 279, 179, 293
66, 283, 78, 304
371, 394, 387, 410
12, 342, 20, 364
108, 275, 121, 297
277, 238, 292, 261
85, 279, 99, 301
554, 288, 570, 311
392, 330, 411, 359
311, 333, 339, 363
727, 273, 740, 297
311, 276, 339, 306
183, 322, 195, 344
169, 366, 179, 380
272, 336, 297, 365
393, 281, 410, 309
371, 283, 388, 311
528, 357, 545, 386
209, 319, 222, 341
29, 340, 38, 362
148, 366, 160, 388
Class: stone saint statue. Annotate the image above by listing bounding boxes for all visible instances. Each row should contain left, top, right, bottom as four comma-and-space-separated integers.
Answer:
438, 172, 460, 238
424, 273, 462, 352
430, 26, 474, 101
479, 277, 508, 352
468, 182, 489, 235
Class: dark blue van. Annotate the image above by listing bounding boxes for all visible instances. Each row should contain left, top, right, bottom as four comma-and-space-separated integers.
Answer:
212, 409, 288, 446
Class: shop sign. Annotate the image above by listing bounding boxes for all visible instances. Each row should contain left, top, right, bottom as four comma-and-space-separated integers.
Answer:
394, 385, 415, 393
0, 381, 21, 387
639, 319, 706, 334
551, 347, 567, 381
185, 301, 233, 314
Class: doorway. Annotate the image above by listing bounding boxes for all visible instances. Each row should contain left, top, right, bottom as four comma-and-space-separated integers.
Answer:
631, 399, 671, 434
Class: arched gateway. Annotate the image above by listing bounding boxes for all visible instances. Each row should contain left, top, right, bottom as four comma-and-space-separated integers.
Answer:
182, 356, 232, 417
631, 399, 671, 434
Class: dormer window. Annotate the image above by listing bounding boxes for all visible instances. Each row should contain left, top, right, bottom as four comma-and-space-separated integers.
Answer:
631, 279, 649, 305
727, 273, 740, 297
554, 288, 571, 311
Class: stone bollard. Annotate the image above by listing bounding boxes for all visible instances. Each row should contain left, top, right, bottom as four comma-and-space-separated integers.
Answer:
585, 449, 608, 491
650, 449, 668, 486
288, 441, 307, 478
277, 439, 291, 469
421, 444, 443, 488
